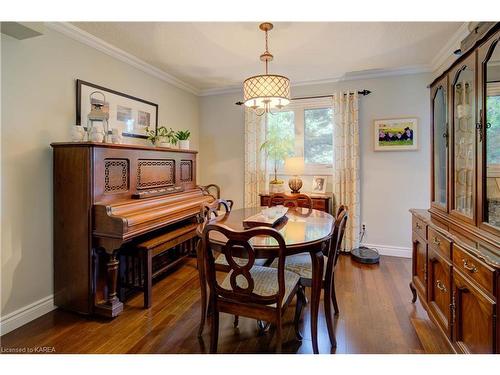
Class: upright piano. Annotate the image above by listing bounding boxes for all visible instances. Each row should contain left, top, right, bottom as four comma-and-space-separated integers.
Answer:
51, 142, 212, 318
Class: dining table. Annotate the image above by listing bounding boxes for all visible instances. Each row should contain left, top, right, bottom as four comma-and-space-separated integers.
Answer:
196, 206, 335, 354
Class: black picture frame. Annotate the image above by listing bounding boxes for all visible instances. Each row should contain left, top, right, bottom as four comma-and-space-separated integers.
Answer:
76, 79, 159, 139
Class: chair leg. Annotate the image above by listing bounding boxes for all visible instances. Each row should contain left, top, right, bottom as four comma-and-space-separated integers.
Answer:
331, 274, 339, 316
233, 315, 239, 328
294, 287, 304, 341
324, 278, 337, 348
210, 307, 219, 354
300, 284, 309, 305
197, 242, 207, 338
275, 314, 282, 353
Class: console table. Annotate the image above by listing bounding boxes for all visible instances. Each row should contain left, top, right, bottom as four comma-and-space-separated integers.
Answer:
259, 192, 331, 214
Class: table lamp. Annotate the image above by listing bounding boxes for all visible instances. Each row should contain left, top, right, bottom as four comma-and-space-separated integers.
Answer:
284, 157, 305, 193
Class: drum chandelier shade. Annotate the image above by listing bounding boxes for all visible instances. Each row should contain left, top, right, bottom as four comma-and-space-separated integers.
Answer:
243, 23, 291, 115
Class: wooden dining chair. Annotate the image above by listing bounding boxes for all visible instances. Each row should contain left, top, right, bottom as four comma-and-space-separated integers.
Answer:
270, 205, 348, 347
197, 183, 221, 200
200, 222, 302, 353
268, 193, 313, 209
197, 199, 266, 337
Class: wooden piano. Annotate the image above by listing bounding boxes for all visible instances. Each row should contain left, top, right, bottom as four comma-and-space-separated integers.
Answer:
51, 142, 212, 318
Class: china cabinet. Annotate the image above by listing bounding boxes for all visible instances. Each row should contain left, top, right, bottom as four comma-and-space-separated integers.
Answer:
410, 23, 500, 354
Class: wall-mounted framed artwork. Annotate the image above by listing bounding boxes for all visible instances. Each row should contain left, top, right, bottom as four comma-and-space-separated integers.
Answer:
76, 79, 158, 139
373, 117, 418, 151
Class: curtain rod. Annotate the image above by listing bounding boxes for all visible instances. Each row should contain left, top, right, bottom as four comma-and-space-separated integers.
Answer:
235, 89, 371, 106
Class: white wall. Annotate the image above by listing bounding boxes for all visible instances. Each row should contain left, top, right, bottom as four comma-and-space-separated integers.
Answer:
199, 73, 432, 253
0, 27, 200, 326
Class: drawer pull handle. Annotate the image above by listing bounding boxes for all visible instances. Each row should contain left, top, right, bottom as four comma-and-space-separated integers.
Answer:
432, 237, 441, 246
462, 259, 478, 273
436, 280, 447, 293
416, 222, 422, 230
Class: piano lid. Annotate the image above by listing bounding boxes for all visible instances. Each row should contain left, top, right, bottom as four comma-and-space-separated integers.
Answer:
93, 188, 213, 241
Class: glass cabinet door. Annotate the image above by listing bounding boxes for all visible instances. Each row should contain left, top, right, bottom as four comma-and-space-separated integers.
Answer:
483, 37, 500, 229
452, 59, 476, 219
432, 83, 448, 208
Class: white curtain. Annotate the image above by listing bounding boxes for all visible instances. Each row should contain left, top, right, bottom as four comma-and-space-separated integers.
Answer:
244, 109, 268, 207
332, 91, 361, 252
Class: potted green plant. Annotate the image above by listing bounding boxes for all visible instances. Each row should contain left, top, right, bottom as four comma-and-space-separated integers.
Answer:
145, 126, 176, 147
157, 126, 176, 148
175, 130, 191, 150
260, 128, 294, 194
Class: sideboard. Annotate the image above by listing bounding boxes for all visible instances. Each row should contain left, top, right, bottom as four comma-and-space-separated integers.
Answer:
410, 23, 500, 353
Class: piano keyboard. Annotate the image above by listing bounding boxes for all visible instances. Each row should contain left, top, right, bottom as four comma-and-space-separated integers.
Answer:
132, 186, 184, 199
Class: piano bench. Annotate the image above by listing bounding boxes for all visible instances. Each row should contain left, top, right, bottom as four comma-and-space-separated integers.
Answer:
125, 223, 199, 308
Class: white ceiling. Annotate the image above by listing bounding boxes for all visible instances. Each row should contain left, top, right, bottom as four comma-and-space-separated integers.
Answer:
71, 22, 464, 94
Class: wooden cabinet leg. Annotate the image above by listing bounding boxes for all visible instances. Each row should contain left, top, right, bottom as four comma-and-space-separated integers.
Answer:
409, 282, 417, 303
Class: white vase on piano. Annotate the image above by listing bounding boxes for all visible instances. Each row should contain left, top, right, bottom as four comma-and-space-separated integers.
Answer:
178, 140, 190, 150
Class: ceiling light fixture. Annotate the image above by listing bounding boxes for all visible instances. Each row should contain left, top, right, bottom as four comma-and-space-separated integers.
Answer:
243, 22, 290, 116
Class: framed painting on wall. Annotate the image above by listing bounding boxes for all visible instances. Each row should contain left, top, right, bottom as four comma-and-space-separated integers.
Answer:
373, 118, 418, 151
76, 79, 158, 139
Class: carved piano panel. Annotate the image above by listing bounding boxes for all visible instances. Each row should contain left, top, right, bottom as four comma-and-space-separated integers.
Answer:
180, 160, 193, 182
137, 159, 175, 189
51, 142, 202, 317
91, 145, 197, 204
104, 159, 129, 193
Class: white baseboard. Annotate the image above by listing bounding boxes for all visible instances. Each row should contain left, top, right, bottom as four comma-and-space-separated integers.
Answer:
0, 295, 55, 336
360, 243, 412, 258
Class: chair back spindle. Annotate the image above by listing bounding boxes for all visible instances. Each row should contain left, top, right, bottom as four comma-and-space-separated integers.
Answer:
268, 193, 313, 209
327, 208, 348, 272
200, 199, 232, 223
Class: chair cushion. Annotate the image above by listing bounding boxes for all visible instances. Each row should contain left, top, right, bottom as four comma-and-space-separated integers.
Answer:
270, 253, 328, 280
220, 265, 300, 307
215, 254, 267, 267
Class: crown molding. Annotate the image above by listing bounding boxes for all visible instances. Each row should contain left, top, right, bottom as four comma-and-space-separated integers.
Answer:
44, 22, 200, 95
198, 64, 431, 97
430, 22, 470, 73
198, 86, 242, 97
44, 22, 467, 98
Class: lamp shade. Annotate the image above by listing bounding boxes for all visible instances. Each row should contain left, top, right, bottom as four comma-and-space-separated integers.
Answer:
243, 74, 291, 110
284, 157, 305, 175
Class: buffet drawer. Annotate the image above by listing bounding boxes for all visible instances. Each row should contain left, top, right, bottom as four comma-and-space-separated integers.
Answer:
428, 227, 451, 260
412, 215, 427, 240
453, 244, 495, 296
312, 199, 326, 211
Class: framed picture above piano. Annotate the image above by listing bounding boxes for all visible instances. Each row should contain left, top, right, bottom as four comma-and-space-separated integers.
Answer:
76, 79, 159, 139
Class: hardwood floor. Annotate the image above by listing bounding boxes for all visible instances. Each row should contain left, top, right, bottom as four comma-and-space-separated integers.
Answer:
0, 255, 451, 354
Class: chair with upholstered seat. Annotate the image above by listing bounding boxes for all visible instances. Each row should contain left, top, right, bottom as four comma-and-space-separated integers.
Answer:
199, 199, 268, 272
270, 205, 348, 347
200, 222, 302, 353
197, 199, 267, 336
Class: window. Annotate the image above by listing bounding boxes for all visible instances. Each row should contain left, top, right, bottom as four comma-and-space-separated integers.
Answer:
266, 98, 334, 173
304, 108, 334, 164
